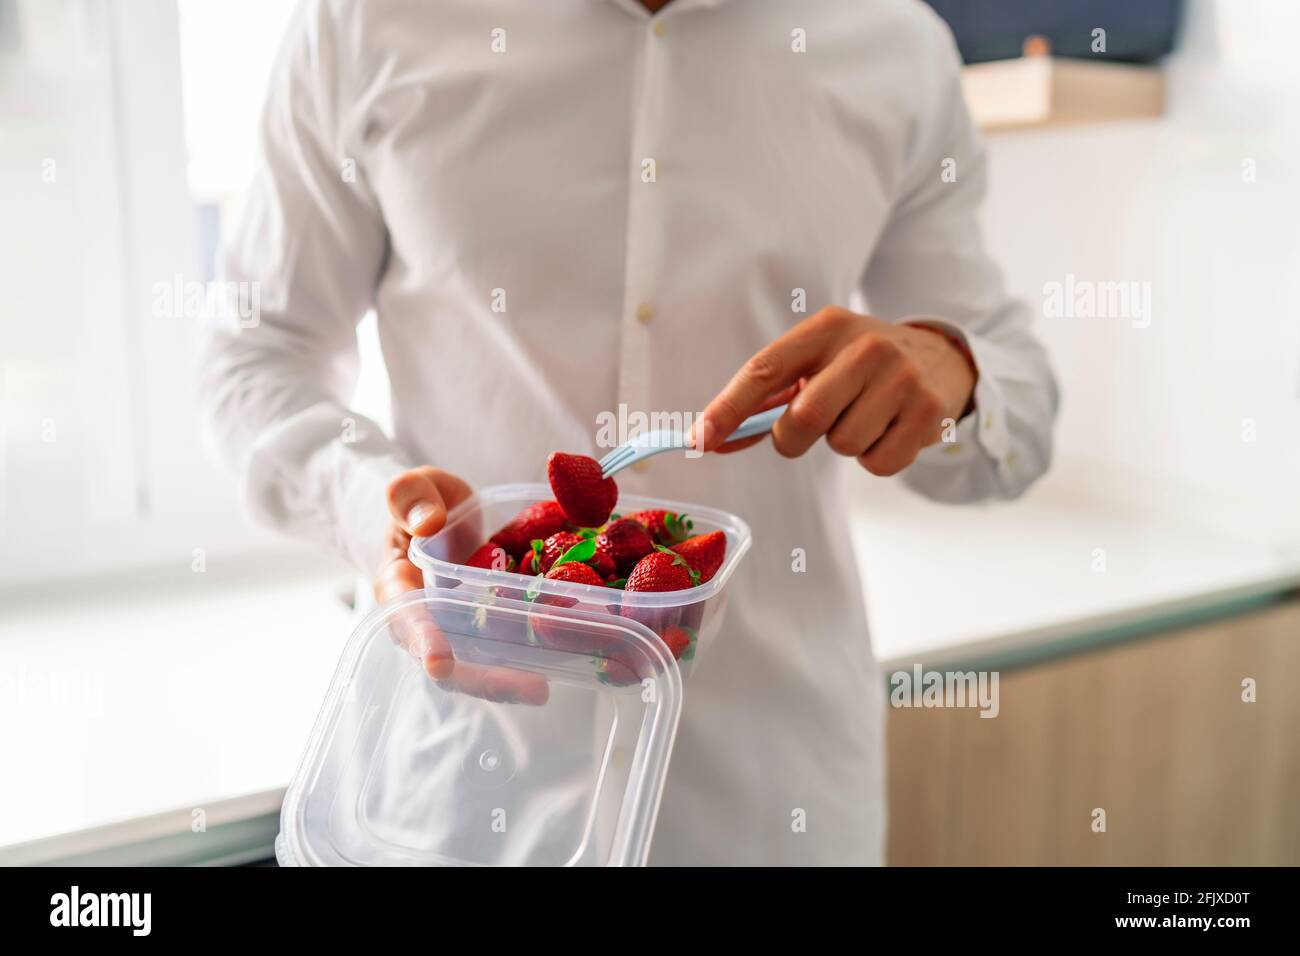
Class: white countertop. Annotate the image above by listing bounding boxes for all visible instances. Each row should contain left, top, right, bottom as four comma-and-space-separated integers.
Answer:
0, 553, 356, 852
849, 466, 1299, 667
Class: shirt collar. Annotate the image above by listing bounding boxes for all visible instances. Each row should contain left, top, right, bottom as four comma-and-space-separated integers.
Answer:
604, 0, 732, 19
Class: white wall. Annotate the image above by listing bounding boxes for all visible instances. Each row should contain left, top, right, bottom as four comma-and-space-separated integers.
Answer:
979, 0, 1300, 553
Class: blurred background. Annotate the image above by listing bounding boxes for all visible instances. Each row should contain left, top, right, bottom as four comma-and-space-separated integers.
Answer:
1, 0, 1296, 864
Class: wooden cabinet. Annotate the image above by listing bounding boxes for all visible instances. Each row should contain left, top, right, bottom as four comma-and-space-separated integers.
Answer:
887, 598, 1300, 865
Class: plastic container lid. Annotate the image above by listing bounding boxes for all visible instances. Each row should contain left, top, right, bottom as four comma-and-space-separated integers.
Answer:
277, 588, 682, 867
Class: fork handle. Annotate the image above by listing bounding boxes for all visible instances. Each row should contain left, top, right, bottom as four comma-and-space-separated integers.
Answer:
724, 403, 788, 443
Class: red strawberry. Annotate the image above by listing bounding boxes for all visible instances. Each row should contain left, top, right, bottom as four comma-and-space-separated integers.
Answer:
588, 534, 617, 579
532, 561, 611, 654
515, 548, 538, 575
464, 542, 515, 572
530, 558, 605, 627
625, 509, 693, 545
620, 548, 700, 643
547, 452, 618, 528
599, 518, 656, 575
594, 623, 696, 686
543, 560, 607, 588
595, 657, 642, 687
539, 531, 584, 574
659, 624, 697, 661
624, 548, 699, 593
670, 531, 726, 583
490, 500, 569, 558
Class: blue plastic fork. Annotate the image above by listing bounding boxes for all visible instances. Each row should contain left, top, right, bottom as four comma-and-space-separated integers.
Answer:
598, 404, 788, 479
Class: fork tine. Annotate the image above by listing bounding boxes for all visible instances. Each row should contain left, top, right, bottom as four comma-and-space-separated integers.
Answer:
611, 447, 642, 478
603, 447, 632, 473
601, 444, 631, 468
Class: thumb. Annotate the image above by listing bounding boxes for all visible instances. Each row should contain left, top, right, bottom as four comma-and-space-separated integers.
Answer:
386, 466, 471, 537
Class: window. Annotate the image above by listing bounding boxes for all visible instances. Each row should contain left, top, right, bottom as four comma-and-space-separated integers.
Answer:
0, 0, 356, 857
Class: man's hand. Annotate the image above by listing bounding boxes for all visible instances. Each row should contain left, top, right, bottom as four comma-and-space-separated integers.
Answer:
690, 307, 977, 476
375, 465, 548, 705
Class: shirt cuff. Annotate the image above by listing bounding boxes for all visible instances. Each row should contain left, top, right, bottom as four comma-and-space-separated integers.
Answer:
908, 318, 1016, 481
239, 402, 413, 578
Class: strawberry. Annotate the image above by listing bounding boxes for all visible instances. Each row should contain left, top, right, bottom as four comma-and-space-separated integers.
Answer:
547, 452, 618, 528
599, 518, 656, 576
625, 509, 692, 546
538, 531, 584, 574
588, 533, 617, 579
464, 542, 515, 572
515, 547, 538, 575
619, 548, 699, 655
531, 560, 610, 654
543, 560, 606, 588
490, 500, 569, 558
659, 624, 697, 661
594, 623, 696, 686
670, 531, 726, 583
624, 547, 700, 593
595, 657, 642, 687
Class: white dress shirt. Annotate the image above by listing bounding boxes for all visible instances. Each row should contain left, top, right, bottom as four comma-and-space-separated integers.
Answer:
201, 0, 1057, 865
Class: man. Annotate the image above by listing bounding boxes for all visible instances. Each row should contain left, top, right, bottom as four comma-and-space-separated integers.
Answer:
201, 0, 1057, 865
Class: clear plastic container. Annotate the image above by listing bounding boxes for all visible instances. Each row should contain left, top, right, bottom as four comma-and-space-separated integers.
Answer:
278, 589, 683, 866
408, 483, 752, 679
278, 485, 751, 866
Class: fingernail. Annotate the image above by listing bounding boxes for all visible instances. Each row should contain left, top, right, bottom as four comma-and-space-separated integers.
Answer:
425, 655, 454, 681
406, 502, 435, 533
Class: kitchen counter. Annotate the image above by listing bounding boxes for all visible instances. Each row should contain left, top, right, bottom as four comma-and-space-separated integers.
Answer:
849, 468, 1300, 671
0, 551, 355, 862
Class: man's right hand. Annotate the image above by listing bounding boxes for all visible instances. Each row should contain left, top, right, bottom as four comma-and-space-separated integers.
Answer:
375, 466, 548, 705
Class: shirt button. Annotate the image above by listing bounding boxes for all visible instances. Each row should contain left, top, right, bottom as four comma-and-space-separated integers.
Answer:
984, 412, 994, 430
636, 302, 655, 325
652, 19, 667, 37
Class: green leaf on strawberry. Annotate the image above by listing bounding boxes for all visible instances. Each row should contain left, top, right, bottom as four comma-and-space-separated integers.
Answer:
553, 537, 597, 569
525, 576, 544, 602
680, 625, 698, 661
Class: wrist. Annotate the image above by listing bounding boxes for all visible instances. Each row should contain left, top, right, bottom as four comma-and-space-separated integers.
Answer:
903, 321, 977, 419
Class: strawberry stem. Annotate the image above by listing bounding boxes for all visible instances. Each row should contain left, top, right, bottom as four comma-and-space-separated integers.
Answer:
664, 512, 693, 543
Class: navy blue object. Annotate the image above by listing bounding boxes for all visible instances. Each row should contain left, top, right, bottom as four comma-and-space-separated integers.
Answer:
922, 0, 1183, 64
